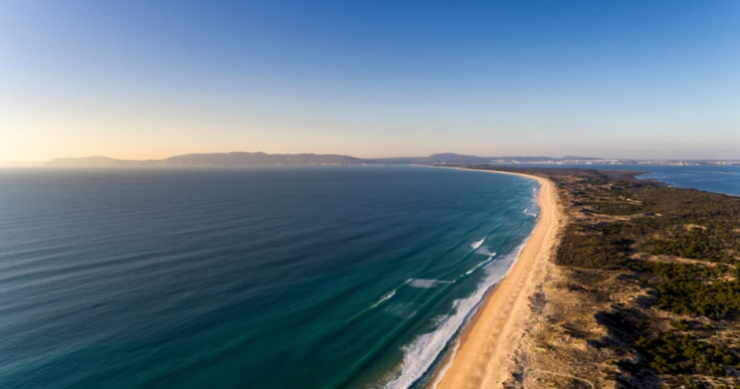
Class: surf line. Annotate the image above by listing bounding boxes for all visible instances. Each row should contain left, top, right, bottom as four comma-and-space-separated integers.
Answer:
470, 238, 485, 250
348, 243, 499, 323
462, 254, 497, 276
347, 279, 413, 322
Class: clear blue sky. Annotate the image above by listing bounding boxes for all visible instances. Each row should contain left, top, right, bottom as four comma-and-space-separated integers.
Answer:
1, 0, 739, 161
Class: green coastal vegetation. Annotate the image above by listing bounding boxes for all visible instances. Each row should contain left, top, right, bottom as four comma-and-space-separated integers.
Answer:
463, 166, 740, 388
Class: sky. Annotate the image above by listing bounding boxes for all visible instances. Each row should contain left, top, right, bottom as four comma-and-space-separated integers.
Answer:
1, 0, 739, 162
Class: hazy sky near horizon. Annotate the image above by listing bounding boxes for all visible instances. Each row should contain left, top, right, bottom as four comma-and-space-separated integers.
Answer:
1, 0, 739, 162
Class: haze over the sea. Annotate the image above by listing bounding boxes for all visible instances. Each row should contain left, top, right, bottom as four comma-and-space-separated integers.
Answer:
2, 0, 739, 163
2, 2, 740, 388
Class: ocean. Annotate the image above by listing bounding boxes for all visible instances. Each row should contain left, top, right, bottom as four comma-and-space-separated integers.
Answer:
0, 166, 539, 389
3, 164, 737, 389
635, 165, 740, 196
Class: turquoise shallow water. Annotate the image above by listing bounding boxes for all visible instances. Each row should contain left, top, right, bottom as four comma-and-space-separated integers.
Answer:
0, 166, 538, 389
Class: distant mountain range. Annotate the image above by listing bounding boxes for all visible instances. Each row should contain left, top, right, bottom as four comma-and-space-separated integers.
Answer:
45, 152, 605, 167
45, 152, 740, 168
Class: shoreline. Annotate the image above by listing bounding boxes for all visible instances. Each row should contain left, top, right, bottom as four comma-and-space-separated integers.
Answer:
431, 168, 564, 389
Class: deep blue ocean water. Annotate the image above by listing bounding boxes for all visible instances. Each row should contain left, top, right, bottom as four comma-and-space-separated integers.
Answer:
3, 164, 737, 389
0, 166, 539, 389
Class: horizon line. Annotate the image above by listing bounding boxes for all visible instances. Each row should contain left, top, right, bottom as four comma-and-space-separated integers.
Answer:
6, 150, 740, 165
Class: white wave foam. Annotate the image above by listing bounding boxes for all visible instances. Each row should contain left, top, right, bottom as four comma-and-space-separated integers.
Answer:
429, 339, 460, 389
383, 236, 533, 389
370, 290, 396, 310
470, 238, 485, 250
475, 246, 497, 256
350, 280, 413, 321
382, 180, 542, 389
407, 279, 452, 289
464, 254, 496, 275
429, 315, 449, 327
383, 302, 418, 319
525, 186, 541, 217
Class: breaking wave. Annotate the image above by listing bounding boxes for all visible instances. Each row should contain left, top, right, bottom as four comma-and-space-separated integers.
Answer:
470, 238, 485, 250
524, 187, 541, 217
408, 279, 453, 289
349, 280, 412, 321
371, 290, 397, 309
464, 254, 496, 276
475, 246, 497, 256
383, 237, 533, 389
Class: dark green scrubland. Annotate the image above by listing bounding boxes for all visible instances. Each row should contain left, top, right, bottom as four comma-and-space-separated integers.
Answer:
460, 165, 740, 388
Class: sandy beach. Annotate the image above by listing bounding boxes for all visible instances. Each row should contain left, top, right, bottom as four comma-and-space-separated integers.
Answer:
434, 169, 565, 389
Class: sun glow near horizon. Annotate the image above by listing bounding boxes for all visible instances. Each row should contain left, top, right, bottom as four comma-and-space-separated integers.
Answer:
1, 0, 739, 162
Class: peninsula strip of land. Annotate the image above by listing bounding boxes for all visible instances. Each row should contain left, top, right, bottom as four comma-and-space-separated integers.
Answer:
441, 166, 740, 389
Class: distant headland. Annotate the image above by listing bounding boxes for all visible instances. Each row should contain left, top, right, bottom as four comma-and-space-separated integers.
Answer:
44, 152, 740, 168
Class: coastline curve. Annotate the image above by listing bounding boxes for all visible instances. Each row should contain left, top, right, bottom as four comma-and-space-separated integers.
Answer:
431, 168, 565, 389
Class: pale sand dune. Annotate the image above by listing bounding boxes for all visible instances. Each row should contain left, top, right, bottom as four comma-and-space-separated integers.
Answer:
434, 169, 565, 389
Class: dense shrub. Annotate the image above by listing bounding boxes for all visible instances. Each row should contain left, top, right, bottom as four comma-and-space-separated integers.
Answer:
555, 228, 630, 269
594, 201, 644, 215
469, 166, 740, 383
636, 333, 737, 376
650, 230, 726, 261
626, 261, 740, 319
